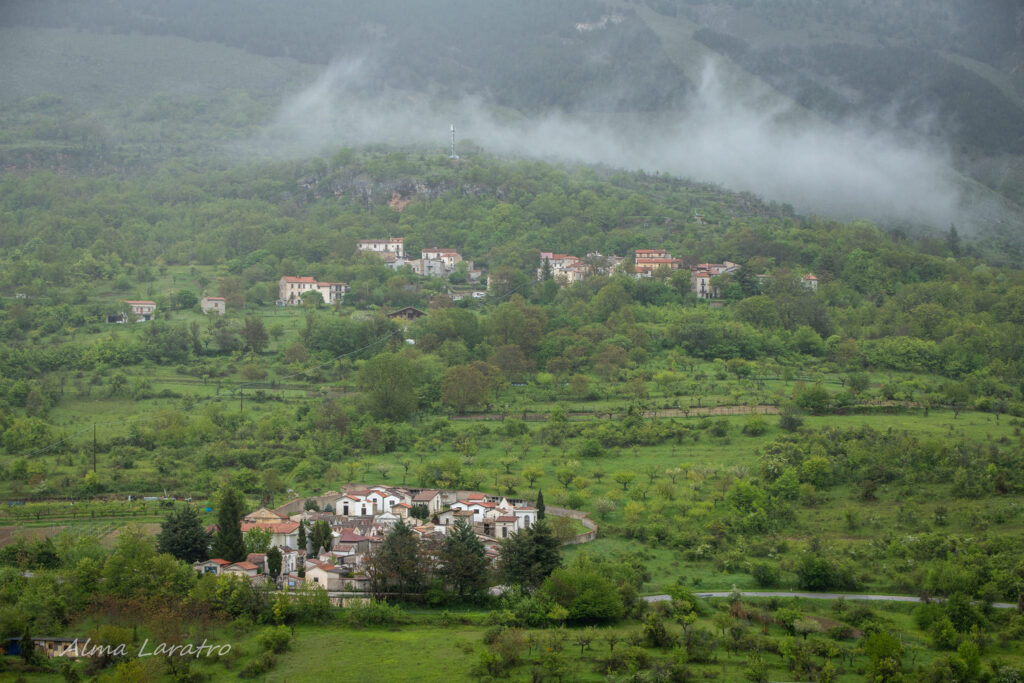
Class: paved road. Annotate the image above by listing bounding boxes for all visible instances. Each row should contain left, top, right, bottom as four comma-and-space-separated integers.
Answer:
644, 591, 1017, 609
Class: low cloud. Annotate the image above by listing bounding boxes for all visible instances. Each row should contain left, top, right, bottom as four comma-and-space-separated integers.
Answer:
258, 59, 962, 228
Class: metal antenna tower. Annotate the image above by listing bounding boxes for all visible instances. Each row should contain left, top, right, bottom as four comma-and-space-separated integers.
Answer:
449, 124, 459, 160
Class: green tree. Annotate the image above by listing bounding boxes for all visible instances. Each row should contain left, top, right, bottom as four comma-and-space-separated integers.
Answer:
240, 317, 269, 354
156, 506, 210, 563
439, 519, 489, 599
266, 546, 282, 580
244, 526, 272, 554
539, 560, 624, 623
536, 490, 546, 520
441, 364, 489, 413
297, 520, 307, 554
211, 486, 247, 562
309, 520, 334, 555
357, 352, 419, 420
366, 520, 424, 600
499, 519, 561, 589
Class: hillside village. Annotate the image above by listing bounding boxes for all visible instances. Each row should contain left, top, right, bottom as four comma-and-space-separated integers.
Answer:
193, 484, 564, 596
276, 236, 818, 307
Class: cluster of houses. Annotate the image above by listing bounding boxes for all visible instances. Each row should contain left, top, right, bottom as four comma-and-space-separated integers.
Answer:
536, 252, 622, 284
539, 247, 743, 299
193, 484, 539, 593
539, 248, 819, 300
358, 238, 484, 282
277, 236, 821, 309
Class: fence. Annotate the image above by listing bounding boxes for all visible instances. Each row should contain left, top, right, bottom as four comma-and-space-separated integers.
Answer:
546, 505, 598, 546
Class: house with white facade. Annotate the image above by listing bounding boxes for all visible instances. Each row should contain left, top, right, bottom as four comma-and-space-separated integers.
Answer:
421, 248, 463, 269
357, 238, 405, 258
124, 300, 157, 321
802, 274, 819, 291
691, 262, 740, 299
277, 277, 349, 305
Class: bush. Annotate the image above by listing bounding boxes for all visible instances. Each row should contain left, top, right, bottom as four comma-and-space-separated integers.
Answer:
742, 414, 768, 436
238, 652, 276, 678
257, 626, 291, 654
345, 598, 405, 626
750, 562, 780, 588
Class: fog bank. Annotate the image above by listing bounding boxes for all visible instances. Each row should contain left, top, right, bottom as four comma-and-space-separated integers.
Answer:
259, 59, 961, 228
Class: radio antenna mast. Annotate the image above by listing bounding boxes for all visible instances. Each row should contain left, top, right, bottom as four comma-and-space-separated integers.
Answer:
449, 124, 459, 160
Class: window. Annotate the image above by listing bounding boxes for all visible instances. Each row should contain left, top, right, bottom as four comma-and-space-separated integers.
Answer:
502, 528, 508, 538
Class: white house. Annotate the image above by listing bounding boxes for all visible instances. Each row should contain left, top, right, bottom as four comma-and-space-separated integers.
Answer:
802, 274, 819, 291
124, 300, 156, 321
421, 248, 463, 270
691, 262, 740, 299
366, 488, 405, 513
278, 277, 348, 305
357, 238, 405, 258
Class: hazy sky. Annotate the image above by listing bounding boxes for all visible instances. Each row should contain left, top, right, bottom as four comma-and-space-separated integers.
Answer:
260, 58, 961, 228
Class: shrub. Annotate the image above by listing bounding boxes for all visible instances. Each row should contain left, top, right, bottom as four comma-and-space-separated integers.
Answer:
750, 562, 780, 588
742, 414, 768, 436
257, 626, 290, 654
345, 598, 405, 626
238, 652, 276, 679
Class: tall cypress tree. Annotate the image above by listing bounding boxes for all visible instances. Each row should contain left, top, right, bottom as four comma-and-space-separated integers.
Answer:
536, 490, 545, 520
211, 486, 246, 562
297, 520, 308, 554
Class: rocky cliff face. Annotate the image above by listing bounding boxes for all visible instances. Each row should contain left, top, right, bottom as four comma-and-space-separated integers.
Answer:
296, 173, 502, 210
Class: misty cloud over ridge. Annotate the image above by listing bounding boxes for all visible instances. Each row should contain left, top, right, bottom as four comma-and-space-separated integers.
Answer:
259, 59, 961, 228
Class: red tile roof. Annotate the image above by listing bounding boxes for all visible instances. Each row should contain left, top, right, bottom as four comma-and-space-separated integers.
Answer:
241, 522, 300, 534
231, 561, 259, 571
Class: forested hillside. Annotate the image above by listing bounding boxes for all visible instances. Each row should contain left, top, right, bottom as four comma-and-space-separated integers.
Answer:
1, 4, 1024, 679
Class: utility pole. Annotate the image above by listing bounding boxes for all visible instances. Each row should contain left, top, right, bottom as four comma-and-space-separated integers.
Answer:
92, 423, 97, 473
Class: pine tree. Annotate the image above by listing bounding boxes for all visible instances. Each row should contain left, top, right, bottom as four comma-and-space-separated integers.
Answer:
536, 489, 545, 520
211, 486, 246, 562
439, 518, 489, 599
157, 506, 211, 563
499, 519, 561, 589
